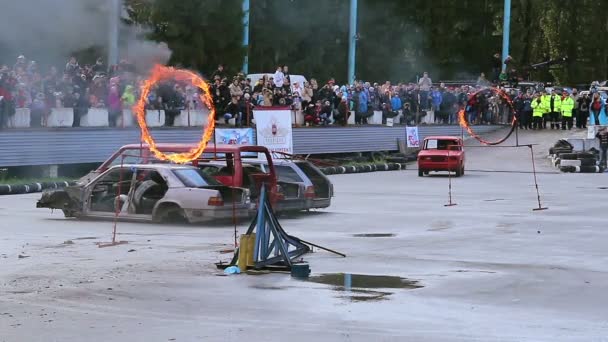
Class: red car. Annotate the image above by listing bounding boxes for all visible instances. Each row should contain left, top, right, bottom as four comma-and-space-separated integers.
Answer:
417, 136, 465, 177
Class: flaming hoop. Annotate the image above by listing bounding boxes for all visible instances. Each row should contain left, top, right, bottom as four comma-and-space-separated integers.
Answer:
457, 87, 517, 146
133, 64, 216, 163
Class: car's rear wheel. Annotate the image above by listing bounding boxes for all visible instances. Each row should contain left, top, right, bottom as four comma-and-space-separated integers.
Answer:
154, 204, 188, 224
461, 165, 465, 176
418, 169, 424, 177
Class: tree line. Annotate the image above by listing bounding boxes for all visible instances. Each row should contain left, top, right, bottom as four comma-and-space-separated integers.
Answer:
125, 0, 608, 86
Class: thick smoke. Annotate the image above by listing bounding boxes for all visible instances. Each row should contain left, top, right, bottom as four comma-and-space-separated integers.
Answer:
0, 0, 171, 69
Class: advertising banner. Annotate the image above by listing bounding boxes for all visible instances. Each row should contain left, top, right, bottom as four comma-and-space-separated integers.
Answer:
253, 108, 293, 155
406, 126, 420, 148
211, 128, 256, 157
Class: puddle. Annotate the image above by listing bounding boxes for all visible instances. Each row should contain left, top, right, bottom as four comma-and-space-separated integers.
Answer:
598, 187, 608, 190
73, 237, 98, 240
484, 198, 506, 202
250, 285, 288, 290
352, 233, 395, 238
307, 273, 422, 302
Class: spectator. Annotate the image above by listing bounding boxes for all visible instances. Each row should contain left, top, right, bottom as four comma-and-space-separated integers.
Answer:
577, 92, 590, 129
65, 56, 79, 76
273, 66, 284, 88
319, 100, 332, 125
253, 78, 264, 93
72, 91, 90, 127
418, 72, 432, 110
107, 81, 122, 127
92, 57, 106, 75
224, 96, 242, 126
212, 64, 226, 80
304, 103, 319, 126
476, 72, 491, 87
121, 85, 136, 109
590, 92, 604, 126
596, 127, 608, 168
354, 85, 370, 124
229, 78, 243, 98
334, 96, 349, 126
430, 86, 442, 116
29, 92, 46, 128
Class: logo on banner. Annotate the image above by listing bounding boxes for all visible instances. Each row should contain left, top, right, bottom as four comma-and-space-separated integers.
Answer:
215, 128, 254, 145
259, 116, 289, 146
406, 126, 420, 148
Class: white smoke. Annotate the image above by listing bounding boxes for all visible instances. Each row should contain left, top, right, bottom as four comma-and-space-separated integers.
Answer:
0, 0, 171, 69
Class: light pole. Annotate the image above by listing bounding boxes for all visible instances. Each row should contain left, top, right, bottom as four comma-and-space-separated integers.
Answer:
347, 0, 358, 85
501, 0, 511, 72
242, 0, 250, 74
108, 0, 120, 67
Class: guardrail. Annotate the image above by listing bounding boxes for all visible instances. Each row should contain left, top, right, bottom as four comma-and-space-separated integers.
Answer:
4, 107, 444, 128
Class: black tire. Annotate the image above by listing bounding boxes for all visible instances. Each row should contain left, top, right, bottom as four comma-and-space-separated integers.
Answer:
577, 152, 595, 159
554, 139, 573, 149
550, 147, 572, 155
579, 158, 597, 167
580, 166, 600, 173
560, 153, 578, 160
154, 204, 187, 223
560, 165, 577, 173
461, 165, 465, 176
418, 169, 424, 177
455, 166, 462, 177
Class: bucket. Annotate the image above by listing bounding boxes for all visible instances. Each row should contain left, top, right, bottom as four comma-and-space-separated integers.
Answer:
290, 263, 311, 278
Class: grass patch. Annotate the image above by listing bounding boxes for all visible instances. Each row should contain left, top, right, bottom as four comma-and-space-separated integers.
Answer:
0, 177, 74, 185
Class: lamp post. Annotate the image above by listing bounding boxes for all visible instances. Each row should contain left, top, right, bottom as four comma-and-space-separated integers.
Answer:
108, 0, 120, 67
501, 0, 511, 72
347, 0, 358, 85
242, 0, 250, 74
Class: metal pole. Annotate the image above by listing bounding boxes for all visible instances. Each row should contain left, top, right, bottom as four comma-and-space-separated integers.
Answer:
501, 0, 511, 72
108, 0, 120, 67
242, 0, 250, 74
347, 0, 358, 85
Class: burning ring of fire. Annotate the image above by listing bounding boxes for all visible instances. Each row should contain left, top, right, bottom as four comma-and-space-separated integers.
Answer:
133, 64, 216, 164
457, 87, 518, 145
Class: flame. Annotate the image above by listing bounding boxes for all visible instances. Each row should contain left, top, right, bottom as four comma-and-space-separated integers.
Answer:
133, 64, 216, 164
457, 87, 518, 146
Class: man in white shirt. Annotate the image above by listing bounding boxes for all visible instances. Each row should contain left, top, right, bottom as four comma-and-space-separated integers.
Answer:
418, 72, 432, 110
273, 66, 284, 88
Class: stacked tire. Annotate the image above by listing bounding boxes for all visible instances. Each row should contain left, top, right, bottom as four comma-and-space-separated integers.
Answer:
558, 151, 605, 173
320, 163, 407, 175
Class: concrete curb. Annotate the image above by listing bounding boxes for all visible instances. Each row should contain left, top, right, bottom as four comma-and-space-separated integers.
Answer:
320, 163, 407, 175
0, 181, 76, 196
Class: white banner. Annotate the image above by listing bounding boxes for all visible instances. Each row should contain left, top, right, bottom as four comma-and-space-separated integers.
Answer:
406, 126, 420, 148
253, 109, 293, 154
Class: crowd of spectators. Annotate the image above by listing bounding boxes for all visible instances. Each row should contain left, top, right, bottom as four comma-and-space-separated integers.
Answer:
1, 55, 602, 129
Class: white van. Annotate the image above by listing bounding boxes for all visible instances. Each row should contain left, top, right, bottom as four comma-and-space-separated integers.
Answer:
247, 73, 309, 88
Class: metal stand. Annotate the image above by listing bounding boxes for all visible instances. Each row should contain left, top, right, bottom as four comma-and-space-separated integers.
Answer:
444, 149, 457, 207
97, 155, 128, 248
529, 145, 548, 211
218, 185, 344, 271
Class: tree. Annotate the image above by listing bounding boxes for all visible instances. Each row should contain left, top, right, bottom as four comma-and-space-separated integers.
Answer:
125, 0, 245, 77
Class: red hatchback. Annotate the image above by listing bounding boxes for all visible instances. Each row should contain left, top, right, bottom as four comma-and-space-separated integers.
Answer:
417, 136, 465, 177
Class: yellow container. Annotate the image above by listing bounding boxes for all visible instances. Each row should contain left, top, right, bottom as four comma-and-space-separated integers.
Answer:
237, 235, 250, 271
246, 233, 256, 267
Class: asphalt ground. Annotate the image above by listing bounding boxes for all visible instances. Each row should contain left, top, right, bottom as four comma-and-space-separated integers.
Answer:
1, 127, 607, 342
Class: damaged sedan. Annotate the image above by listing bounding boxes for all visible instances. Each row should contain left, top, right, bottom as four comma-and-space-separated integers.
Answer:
37, 164, 252, 223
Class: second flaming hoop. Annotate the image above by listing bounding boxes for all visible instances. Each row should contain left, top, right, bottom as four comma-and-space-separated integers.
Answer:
133, 64, 216, 164
457, 87, 518, 146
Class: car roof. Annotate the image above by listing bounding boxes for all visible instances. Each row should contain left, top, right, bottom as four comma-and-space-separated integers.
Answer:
424, 136, 461, 140
108, 163, 197, 171
117, 143, 267, 154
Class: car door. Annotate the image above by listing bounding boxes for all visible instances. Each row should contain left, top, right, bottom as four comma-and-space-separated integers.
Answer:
84, 167, 135, 219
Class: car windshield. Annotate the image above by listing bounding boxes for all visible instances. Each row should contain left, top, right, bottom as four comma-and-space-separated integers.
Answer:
173, 168, 223, 187
109, 149, 147, 166
426, 139, 459, 150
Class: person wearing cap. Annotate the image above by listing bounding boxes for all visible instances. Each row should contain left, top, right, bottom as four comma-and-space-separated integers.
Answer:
560, 90, 575, 130
273, 65, 284, 89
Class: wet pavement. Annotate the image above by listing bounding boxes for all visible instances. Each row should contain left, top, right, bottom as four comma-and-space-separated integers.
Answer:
1, 128, 608, 341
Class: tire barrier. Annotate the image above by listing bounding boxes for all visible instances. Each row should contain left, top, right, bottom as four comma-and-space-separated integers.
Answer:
320, 163, 407, 175
579, 158, 597, 167
559, 153, 578, 160
0, 181, 76, 196
559, 159, 581, 167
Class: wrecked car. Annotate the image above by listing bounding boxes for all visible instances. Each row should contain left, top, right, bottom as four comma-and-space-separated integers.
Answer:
37, 164, 252, 223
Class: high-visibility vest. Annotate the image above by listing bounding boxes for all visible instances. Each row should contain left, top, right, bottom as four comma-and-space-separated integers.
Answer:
548, 95, 562, 112
561, 97, 574, 117
531, 99, 544, 117
540, 95, 551, 113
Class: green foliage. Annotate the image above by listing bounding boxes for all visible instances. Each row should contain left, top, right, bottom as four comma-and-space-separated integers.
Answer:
125, 0, 245, 76
124, 0, 608, 85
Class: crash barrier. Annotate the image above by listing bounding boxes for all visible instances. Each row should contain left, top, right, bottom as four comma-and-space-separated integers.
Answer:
6, 107, 210, 128
0, 181, 76, 196
548, 139, 606, 173
5, 107, 445, 128
319, 162, 407, 175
